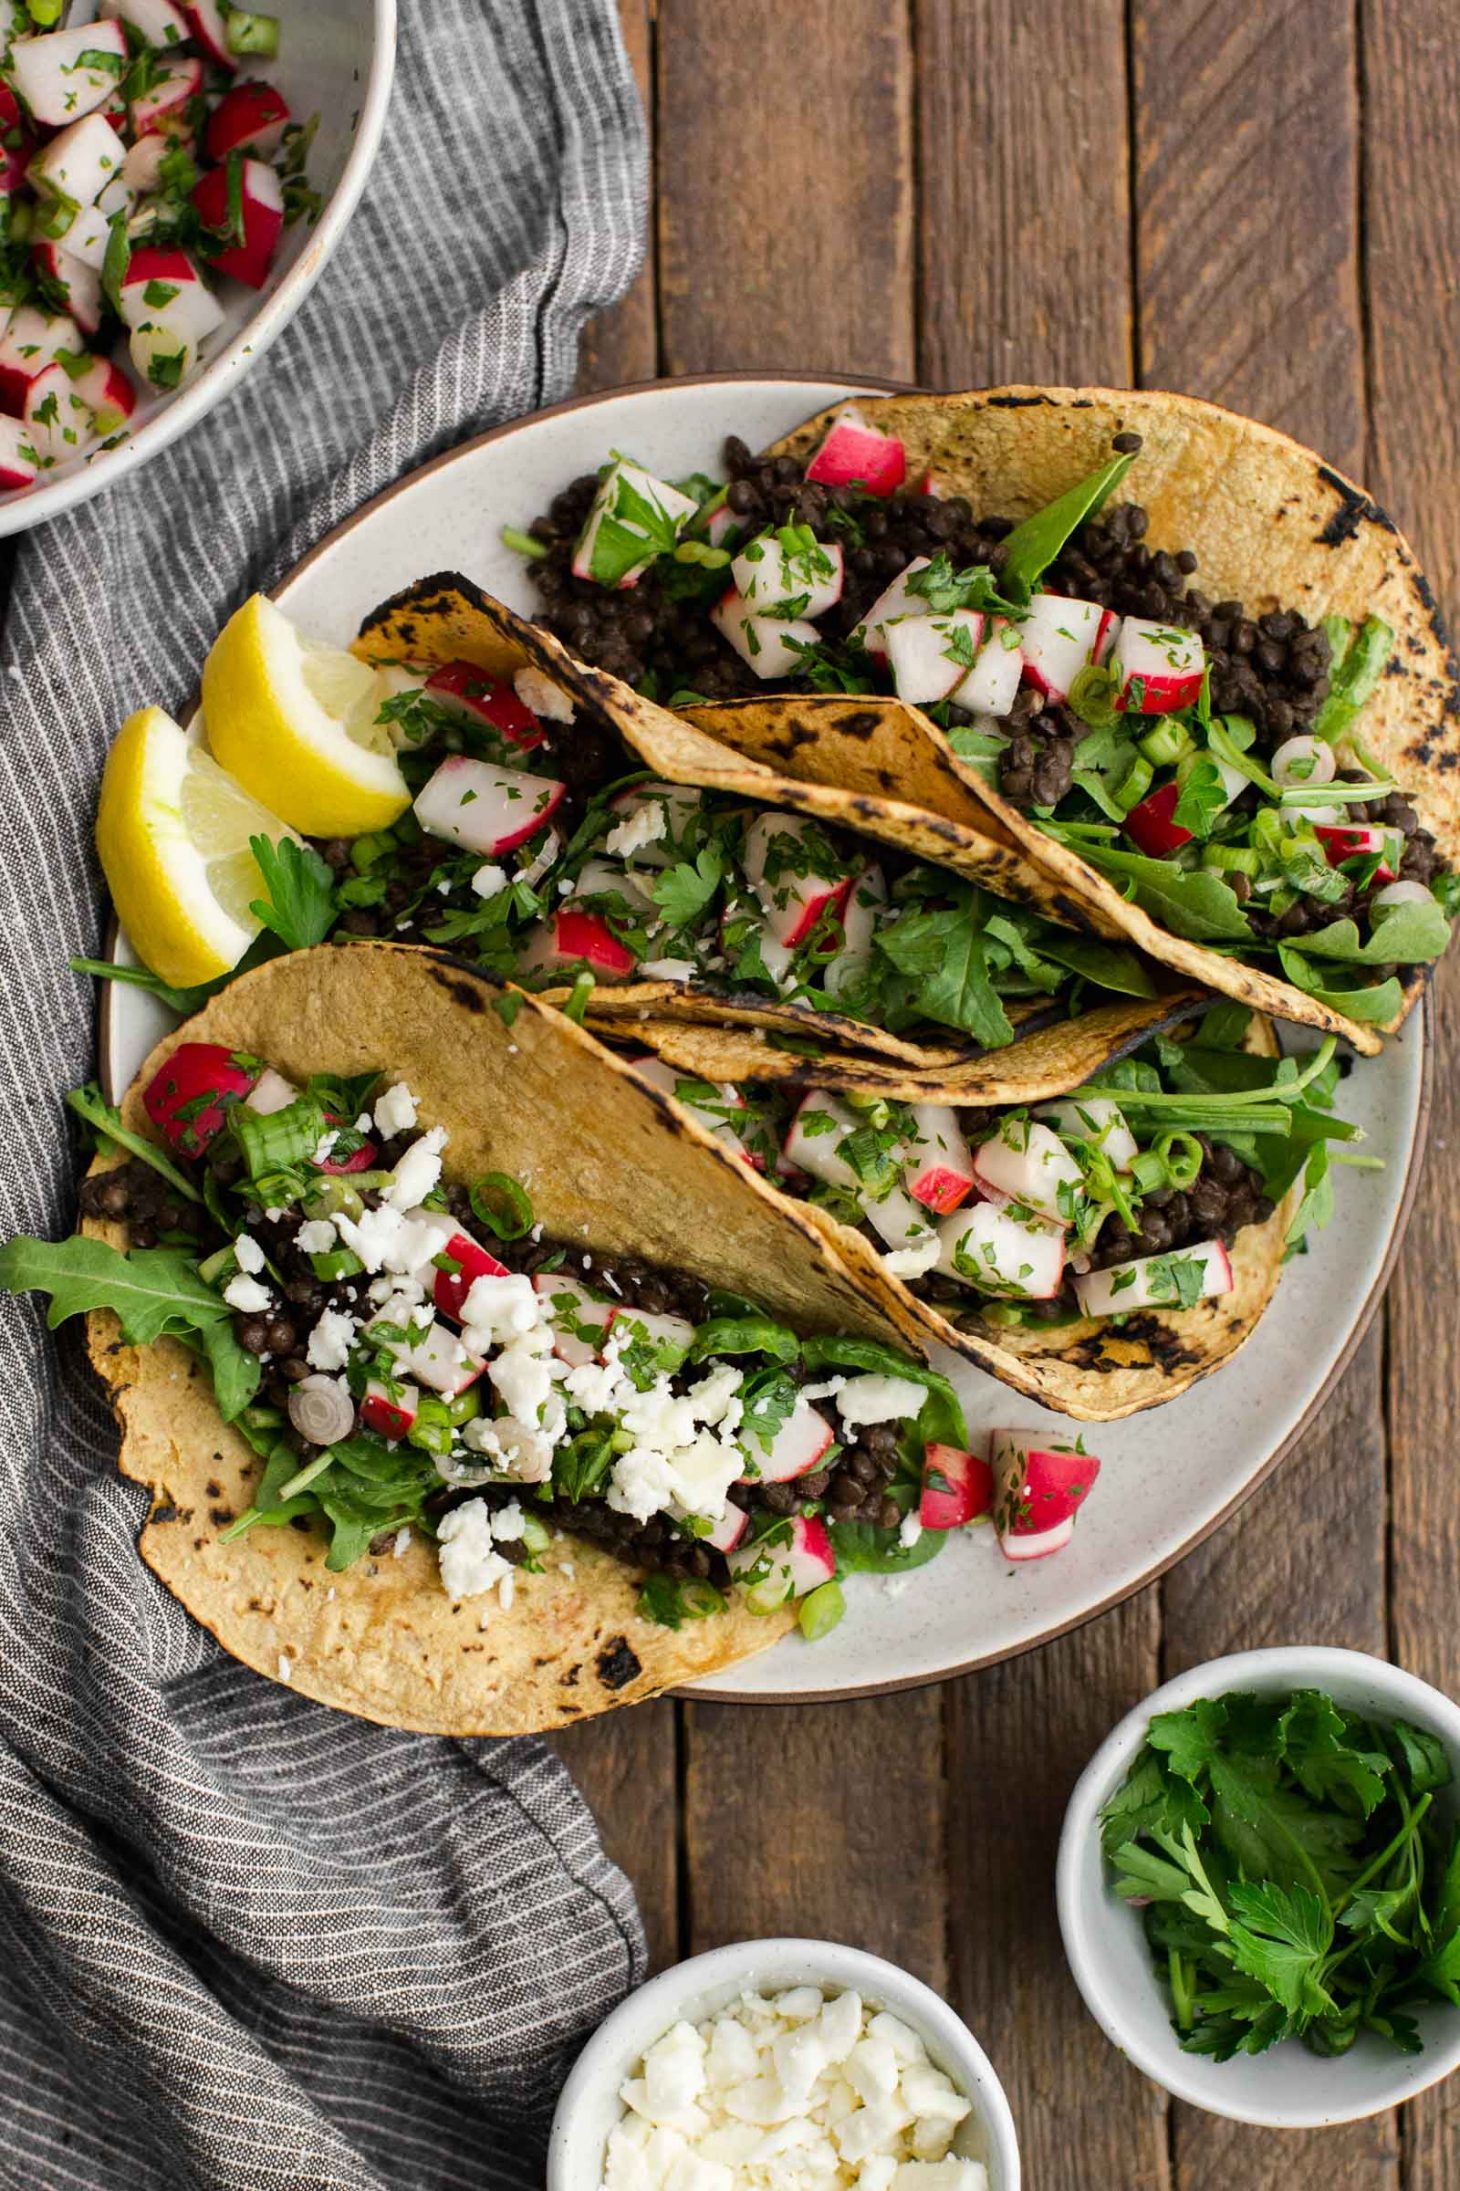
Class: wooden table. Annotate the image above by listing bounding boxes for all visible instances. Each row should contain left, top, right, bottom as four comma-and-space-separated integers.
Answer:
552, 4, 1460, 2183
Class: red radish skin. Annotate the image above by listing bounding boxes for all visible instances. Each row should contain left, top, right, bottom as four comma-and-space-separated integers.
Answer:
0, 419, 38, 490
703, 1504, 749, 1555
9, 21, 129, 128
359, 1380, 418, 1441
192, 159, 283, 287
0, 87, 18, 133
131, 57, 203, 139
804, 413, 906, 496
729, 1512, 837, 1606
315, 1136, 378, 1177
739, 1397, 834, 1485
424, 660, 545, 748
433, 1232, 509, 1322
1113, 617, 1206, 714
1316, 824, 1398, 880
919, 1443, 994, 1530
143, 1042, 258, 1156
904, 1103, 976, 1215
68, 355, 136, 436
552, 907, 637, 976
852, 557, 931, 657
182, 0, 235, 68
205, 80, 291, 162
741, 811, 854, 948
1018, 594, 1108, 705
413, 754, 566, 857
991, 1430, 1102, 1559
1124, 779, 1193, 858
0, 307, 83, 412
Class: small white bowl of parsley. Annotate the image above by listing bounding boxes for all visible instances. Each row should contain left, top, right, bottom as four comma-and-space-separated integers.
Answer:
1056, 1647, 1460, 2126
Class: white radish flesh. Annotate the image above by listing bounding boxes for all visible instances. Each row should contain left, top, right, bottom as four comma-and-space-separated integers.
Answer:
572, 456, 698, 586
741, 810, 851, 947
851, 557, 930, 657
605, 781, 703, 867
23, 365, 97, 465
710, 589, 821, 681
9, 22, 129, 128
1073, 1238, 1233, 1318
0, 419, 38, 491
100, 0, 191, 47
903, 1104, 976, 1214
701, 1504, 749, 1554
131, 57, 203, 138
629, 1054, 754, 1165
404, 1323, 485, 1398
606, 1305, 695, 1369
1113, 616, 1206, 713
27, 114, 127, 208
572, 857, 656, 912
67, 354, 135, 435
532, 1272, 613, 1367
952, 617, 1023, 716
740, 1397, 834, 1485
937, 1201, 1067, 1299
973, 1117, 1086, 1224
884, 609, 984, 705
1018, 594, 1108, 705
822, 862, 885, 999
1035, 1094, 1139, 1172
782, 1092, 860, 1189
863, 1183, 941, 1258
732, 529, 844, 618
244, 1068, 299, 1115
729, 1513, 836, 1610
414, 755, 566, 856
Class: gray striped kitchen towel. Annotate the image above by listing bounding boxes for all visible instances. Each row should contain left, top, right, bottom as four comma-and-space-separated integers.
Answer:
0, 5, 648, 2186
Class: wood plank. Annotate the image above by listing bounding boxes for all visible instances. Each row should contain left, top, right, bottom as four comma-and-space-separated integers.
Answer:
683, 1692, 948, 1989
552, 1705, 681, 1974
655, 0, 915, 380
948, 1599, 1172, 2190
915, 0, 1132, 389
1133, 3, 1392, 2182
1364, 5, 1460, 2184
578, 0, 659, 393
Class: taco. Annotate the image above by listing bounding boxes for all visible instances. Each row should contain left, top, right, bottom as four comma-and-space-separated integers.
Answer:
0, 942, 1045, 1735
336, 574, 1178, 1072
505, 392, 1459, 1055
602, 999, 1356, 1421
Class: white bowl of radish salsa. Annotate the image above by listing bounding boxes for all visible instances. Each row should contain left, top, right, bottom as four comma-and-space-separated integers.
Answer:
0, 0, 394, 533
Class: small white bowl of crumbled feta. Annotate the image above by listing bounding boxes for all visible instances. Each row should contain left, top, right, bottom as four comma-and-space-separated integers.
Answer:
548, 1936, 1020, 2191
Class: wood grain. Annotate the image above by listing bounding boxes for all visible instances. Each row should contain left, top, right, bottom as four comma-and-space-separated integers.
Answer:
655, 0, 916, 381
578, 0, 658, 394
915, 0, 1132, 390
551, 1705, 682, 1974
1365, 4, 1460, 2183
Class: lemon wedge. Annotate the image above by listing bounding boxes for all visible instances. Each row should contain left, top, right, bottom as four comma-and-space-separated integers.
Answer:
96, 706, 302, 988
201, 593, 412, 835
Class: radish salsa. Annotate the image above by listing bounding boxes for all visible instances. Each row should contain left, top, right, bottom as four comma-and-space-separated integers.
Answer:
0, 1053, 1098, 1629
621, 1002, 1358, 1332
507, 426, 1458, 1027
0, 0, 316, 492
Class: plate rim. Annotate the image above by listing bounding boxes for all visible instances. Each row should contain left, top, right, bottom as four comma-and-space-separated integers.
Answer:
95, 371, 1434, 1704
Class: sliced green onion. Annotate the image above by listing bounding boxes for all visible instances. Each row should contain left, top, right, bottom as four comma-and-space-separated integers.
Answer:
1139, 720, 1194, 769
1154, 1131, 1204, 1190
1114, 755, 1154, 812
500, 525, 550, 561
351, 831, 396, 872
1067, 663, 1120, 731
268, 1449, 338, 1508
521, 1512, 552, 1554
673, 540, 731, 569
446, 1387, 481, 1426
797, 1579, 846, 1641
311, 1247, 364, 1282
197, 1243, 237, 1286
563, 970, 596, 1024
1277, 778, 1393, 807
407, 1397, 454, 1457
680, 1577, 729, 1622
231, 1096, 327, 1182
225, 8, 280, 56
1201, 845, 1261, 875
469, 1171, 534, 1240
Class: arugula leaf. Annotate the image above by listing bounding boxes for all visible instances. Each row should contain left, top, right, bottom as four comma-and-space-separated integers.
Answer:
1313, 614, 1395, 744
1048, 833, 1254, 943
65, 1084, 200, 1205
1282, 897, 1450, 969
874, 899, 1014, 1046
997, 448, 1138, 604
829, 1515, 946, 1575
249, 835, 337, 951
1172, 756, 1231, 842
1275, 954, 1405, 1025
798, 1334, 967, 1449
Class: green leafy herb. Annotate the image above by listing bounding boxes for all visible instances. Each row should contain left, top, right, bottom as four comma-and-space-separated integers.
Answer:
65, 1084, 200, 1205
1313, 615, 1395, 745
650, 847, 724, 929
248, 835, 337, 952
1047, 831, 1254, 943
996, 447, 1138, 604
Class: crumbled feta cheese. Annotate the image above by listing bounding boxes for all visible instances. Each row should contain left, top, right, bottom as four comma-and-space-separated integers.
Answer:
471, 862, 510, 899
882, 1239, 942, 1281
306, 1307, 357, 1373
514, 664, 576, 722
373, 1080, 419, 1137
277, 1655, 292, 1683
436, 1499, 515, 1603
460, 1270, 546, 1347
460, 1414, 556, 1483
312, 1130, 340, 1166
222, 1273, 271, 1314
392, 1526, 412, 1559
233, 1234, 264, 1275
834, 1374, 929, 1433
898, 1510, 924, 1552
600, 1986, 982, 2190
640, 958, 697, 983
295, 1218, 338, 1256
383, 1125, 447, 1211
605, 800, 667, 859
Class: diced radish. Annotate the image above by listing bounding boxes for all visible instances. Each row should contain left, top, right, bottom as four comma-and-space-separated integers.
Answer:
741, 811, 852, 948
885, 610, 984, 706
937, 1201, 1067, 1299
123, 249, 223, 389
192, 158, 282, 287
122, 134, 171, 193
404, 1322, 485, 1398
1316, 823, 1398, 880
30, 244, 102, 337
851, 558, 931, 658
1035, 1094, 1138, 1172
57, 207, 116, 275
1372, 879, 1435, 912
822, 862, 885, 1000
243, 1067, 298, 1115
1074, 1238, 1233, 1318
424, 659, 545, 749
903, 1104, 976, 1215
431, 1231, 509, 1323
803, 411, 906, 496
27, 114, 127, 209
702, 502, 744, 550
22, 362, 97, 464
0, 306, 82, 410
142, 1041, 257, 1156
572, 456, 698, 587
117, 246, 198, 322
740, 1397, 834, 1485
729, 1512, 837, 1610
710, 588, 820, 681
973, 1117, 1085, 1225
130, 56, 203, 140
606, 1304, 696, 1371
782, 1091, 859, 1189
627, 1053, 757, 1167
314, 1131, 377, 1177
359, 1378, 418, 1441
606, 781, 703, 867
991, 1428, 1101, 1559
1271, 735, 1336, 789
65, 354, 135, 436
952, 617, 1024, 717
549, 906, 639, 977
0, 417, 40, 491
573, 856, 656, 912
702, 1504, 749, 1555
100, 0, 191, 49
0, 135, 29, 200
0, 86, 18, 134
533, 1271, 615, 1366
919, 1443, 994, 1531
731, 529, 844, 619
413, 754, 566, 857
204, 79, 290, 162
181, 0, 236, 67
1113, 616, 1206, 715
1123, 780, 1192, 858
862, 1183, 941, 1261
8, 22, 129, 128
1018, 594, 1108, 706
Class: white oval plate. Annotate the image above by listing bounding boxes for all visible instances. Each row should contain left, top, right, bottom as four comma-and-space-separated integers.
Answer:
101, 375, 1428, 1702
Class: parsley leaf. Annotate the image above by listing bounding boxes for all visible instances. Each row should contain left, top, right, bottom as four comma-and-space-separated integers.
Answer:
649, 847, 724, 930
248, 835, 337, 951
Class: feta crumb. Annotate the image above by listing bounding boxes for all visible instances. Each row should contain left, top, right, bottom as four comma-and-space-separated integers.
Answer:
834, 1373, 928, 1433
295, 1218, 338, 1256
392, 1526, 412, 1559
383, 1124, 447, 1210
233, 1233, 265, 1275
639, 958, 697, 983
514, 664, 576, 722
277, 1655, 292, 1682
306, 1307, 357, 1373
882, 1238, 942, 1281
222, 1273, 271, 1314
605, 800, 666, 859
311, 1130, 339, 1166
898, 1509, 924, 1551
471, 862, 510, 899
436, 1499, 515, 1603
373, 1080, 419, 1137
